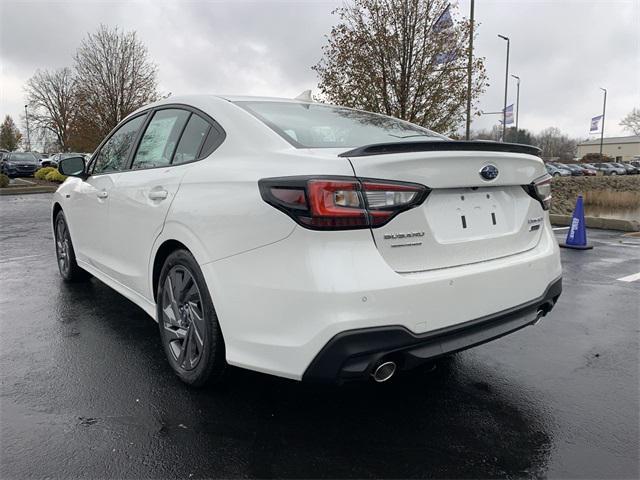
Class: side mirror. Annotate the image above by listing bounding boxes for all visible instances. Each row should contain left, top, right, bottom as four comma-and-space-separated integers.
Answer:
58, 156, 87, 179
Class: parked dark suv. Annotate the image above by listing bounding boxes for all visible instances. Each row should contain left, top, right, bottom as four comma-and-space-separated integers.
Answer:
1, 152, 40, 177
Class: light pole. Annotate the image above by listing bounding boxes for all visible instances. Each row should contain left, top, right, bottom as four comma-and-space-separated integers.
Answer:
24, 104, 31, 151
465, 0, 475, 140
599, 87, 607, 158
498, 34, 510, 142
511, 74, 520, 139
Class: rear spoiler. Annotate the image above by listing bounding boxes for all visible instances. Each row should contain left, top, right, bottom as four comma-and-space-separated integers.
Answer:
338, 140, 541, 158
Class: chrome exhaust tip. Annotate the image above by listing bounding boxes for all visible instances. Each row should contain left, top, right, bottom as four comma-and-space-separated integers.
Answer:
533, 308, 547, 325
371, 361, 397, 383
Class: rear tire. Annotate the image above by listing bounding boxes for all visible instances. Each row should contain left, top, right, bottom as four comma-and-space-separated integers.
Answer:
54, 211, 91, 282
157, 249, 227, 387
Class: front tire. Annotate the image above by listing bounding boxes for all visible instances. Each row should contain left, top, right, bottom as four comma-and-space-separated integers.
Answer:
54, 211, 90, 282
157, 249, 227, 387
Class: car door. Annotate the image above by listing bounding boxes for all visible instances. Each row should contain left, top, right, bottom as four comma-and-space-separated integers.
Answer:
106, 108, 216, 301
66, 114, 147, 271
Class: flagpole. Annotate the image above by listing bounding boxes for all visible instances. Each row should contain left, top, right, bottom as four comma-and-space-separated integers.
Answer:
498, 34, 510, 142
599, 87, 607, 157
465, 0, 475, 140
511, 75, 520, 136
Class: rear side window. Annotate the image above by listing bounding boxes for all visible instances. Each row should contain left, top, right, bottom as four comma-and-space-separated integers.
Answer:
173, 114, 210, 165
93, 114, 147, 174
131, 109, 190, 170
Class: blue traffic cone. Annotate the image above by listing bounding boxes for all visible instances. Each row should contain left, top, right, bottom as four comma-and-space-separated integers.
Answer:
560, 195, 593, 250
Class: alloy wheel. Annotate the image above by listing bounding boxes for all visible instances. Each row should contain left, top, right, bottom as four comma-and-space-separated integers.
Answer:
161, 265, 206, 371
55, 218, 71, 276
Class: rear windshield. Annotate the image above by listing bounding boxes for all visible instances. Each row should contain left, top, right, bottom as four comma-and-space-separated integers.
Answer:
234, 101, 447, 148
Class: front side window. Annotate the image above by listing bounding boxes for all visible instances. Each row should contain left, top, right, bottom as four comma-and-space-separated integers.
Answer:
234, 101, 447, 148
93, 114, 147, 175
173, 114, 211, 165
131, 109, 190, 170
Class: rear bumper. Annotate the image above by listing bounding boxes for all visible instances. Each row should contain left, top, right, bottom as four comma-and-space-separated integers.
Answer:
202, 216, 562, 381
303, 277, 562, 383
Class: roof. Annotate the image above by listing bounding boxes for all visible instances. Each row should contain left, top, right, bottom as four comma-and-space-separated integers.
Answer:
216, 94, 313, 103
578, 135, 640, 146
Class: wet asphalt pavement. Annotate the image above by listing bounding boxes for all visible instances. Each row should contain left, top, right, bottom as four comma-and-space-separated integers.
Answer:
1, 193, 639, 479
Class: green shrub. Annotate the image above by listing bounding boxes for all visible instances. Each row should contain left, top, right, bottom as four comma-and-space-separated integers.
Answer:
44, 169, 67, 183
0, 173, 9, 188
35, 167, 56, 180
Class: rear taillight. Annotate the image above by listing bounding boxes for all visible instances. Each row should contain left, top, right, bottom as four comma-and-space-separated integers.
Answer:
259, 176, 430, 230
524, 173, 552, 210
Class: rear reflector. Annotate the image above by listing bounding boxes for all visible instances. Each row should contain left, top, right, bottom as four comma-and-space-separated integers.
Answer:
259, 176, 430, 230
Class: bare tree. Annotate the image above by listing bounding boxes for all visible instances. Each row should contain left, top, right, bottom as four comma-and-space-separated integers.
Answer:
313, 0, 488, 135
534, 127, 577, 161
473, 126, 502, 142
24, 68, 78, 151
30, 127, 60, 154
619, 107, 640, 136
73, 25, 159, 148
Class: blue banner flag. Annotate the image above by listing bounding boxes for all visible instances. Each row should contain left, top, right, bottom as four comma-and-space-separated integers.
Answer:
590, 115, 603, 133
504, 104, 514, 125
434, 51, 457, 65
433, 4, 453, 32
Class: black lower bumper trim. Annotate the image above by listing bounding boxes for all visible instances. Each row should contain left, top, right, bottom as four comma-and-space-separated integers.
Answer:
302, 277, 562, 383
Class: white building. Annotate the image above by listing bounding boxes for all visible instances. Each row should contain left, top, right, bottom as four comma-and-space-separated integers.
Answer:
577, 135, 640, 162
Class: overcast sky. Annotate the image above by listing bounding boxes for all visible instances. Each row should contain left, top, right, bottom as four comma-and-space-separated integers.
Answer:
1, 0, 638, 142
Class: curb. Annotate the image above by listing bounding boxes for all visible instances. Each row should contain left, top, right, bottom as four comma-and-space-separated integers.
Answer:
0, 186, 58, 195
550, 214, 640, 232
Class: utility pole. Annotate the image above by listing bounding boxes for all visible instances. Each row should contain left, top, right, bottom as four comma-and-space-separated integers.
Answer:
511, 74, 520, 140
465, 0, 475, 140
498, 34, 510, 142
24, 104, 31, 151
599, 87, 607, 158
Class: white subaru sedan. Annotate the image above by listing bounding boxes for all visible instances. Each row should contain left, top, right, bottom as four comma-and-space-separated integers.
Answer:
53, 95, 562, 386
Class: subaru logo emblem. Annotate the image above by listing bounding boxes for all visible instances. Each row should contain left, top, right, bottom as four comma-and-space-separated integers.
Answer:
480, 164, 499, 180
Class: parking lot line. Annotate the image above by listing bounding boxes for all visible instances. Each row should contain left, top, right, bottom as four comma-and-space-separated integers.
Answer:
617, 272, 640, 282
552, 227, 570, 231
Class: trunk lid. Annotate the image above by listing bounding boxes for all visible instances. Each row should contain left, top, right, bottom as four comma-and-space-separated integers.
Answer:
344, 149, 547, 273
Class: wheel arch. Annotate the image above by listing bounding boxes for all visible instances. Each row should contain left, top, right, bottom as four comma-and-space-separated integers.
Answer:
148, 218, 214, 307
152, 239, 190, 302
52, 202, 63, 229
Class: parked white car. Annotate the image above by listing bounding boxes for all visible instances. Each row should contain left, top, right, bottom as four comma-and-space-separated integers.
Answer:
52, 95, 562, 386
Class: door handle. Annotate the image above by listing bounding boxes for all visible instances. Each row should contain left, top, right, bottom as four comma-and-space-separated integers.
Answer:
148, 189, 168, 200
97, 191, 108, 199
